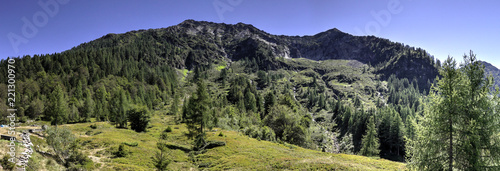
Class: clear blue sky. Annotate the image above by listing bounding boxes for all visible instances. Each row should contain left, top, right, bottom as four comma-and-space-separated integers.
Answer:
1, 0, 500, 68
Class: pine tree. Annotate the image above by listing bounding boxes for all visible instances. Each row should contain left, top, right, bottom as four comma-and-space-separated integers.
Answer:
171, 92, 180, 121
82, 88, 94, 122
264, 92, 276, 115
245, 91, 257, 113
185, 80, 210, 137
455, 51, 500, 170
47, 85, 68, 126
128, 105, 150, 132
409, 53, 500, 170
359, 115, 380, 157
110, 87, 129, 128
94, 85, 108, 121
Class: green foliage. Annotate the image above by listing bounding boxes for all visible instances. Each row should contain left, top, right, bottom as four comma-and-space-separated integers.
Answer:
109, 87, 129, 128
46, 85, 68, 125
152, 141, 170, 171
123, 142, 139, 147
359, 116, 380, 157
115, 144, 128, 157
0, 20, 454, 168
45, 126, 76, 164
339, 133, 354, 154
128, 105, 151, 132
409, 52, 500, 170
1, 155, 15, 170
65, 150, 95, 170
94, 85, 109, 122
264, 105, 308, 146
82, 88, 94, 122
170, 92, 180, 121
184, 80, 211, 137
165, 126, 172, 133
193, 132, 208, 151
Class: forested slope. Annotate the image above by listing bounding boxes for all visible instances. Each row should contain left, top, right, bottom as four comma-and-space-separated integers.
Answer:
0, 20, 451, 170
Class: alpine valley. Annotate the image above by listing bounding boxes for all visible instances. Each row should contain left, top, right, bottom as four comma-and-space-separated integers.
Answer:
1, 20, 499, 170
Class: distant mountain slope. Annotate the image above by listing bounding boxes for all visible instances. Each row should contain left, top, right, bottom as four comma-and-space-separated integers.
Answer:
481, 61, 500, 88
72, 19, 439, 90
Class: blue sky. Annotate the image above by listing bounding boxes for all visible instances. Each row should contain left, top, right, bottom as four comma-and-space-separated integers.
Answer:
1, 0, 500, 68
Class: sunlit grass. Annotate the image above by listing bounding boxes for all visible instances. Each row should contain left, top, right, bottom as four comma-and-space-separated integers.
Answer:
17, 111, 405, 170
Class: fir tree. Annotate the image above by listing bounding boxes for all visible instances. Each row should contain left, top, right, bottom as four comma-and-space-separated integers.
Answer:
409, 53, 500, 170
47, 85, 68, 126
82, 88, 94, 122
359, 115, 380, 157
185, 80, 210, 137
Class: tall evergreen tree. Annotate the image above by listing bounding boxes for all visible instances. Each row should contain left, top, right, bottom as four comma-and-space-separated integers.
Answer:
245, 91, 257, 113
128, 105, 151, 132
170, 92, 181, 122
410, 53, 500, 170
95, 85, 109, 121
185, 80, 210, 137
47, 85, 68, 126
110, 87, 129, 128
82, 88, 94, 122
359, 115, 380, 157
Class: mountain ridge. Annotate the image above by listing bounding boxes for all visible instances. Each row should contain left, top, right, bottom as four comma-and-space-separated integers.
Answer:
68, 19, 439, 90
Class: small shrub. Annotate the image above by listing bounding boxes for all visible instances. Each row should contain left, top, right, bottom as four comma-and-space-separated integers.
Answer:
165, 126, 172, 133
19, 116, 28, 123
93, 131, 103, 135
46, 159, 53, 166
193, 133, 207, 151
115, 144, 127, 157
1, 155, 15, 170
218, 132, 224, 137
65, 151, 95, 170
122, 142, 138, 147
85, 130, 93, 136
90, 124, 97, 129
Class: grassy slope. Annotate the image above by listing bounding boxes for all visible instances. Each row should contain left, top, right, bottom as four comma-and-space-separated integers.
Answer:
17, 111, 404, 171
1, 114, 405, 171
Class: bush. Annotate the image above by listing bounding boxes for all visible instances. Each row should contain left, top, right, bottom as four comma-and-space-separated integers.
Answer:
65, 150, 95, 170
19, 116, 28, 123
90, 124, 97, 129
261, 126, 276, 142
85, 130, 93, 136
122, 142, 138, 147
193, 133, 207, 151
128, 105, 151, 132
115, 144, 127, 157
218, 132, 224, 137
1, 155, 15, 170
160, 131, 168, 140
244, 125, 262, 138
164, 126, 172, 133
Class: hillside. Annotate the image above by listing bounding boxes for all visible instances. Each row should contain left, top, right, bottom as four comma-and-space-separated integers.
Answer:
69, 19, 439, 90
0, 20, 446, 170
1, 114, 405, 170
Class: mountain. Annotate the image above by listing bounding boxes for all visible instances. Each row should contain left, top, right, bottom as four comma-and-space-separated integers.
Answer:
72, 19, 439, 90
482, 61, 500, 89
0, 20, 450, 169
